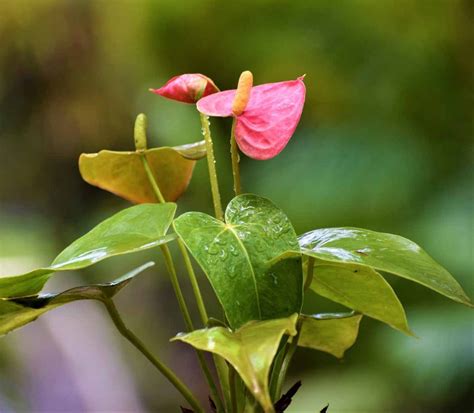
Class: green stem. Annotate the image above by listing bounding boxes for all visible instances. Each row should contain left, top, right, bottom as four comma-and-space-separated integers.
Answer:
200, 113, 224, 221
230, 118, 242, 196
140, 153, 166, 203
177, 239, 208, 324
102, 298, 204, 413
159, 244, 194, 330
160, 242, 223, 411
198, 112, 232, 410
141, 153, 223, 410
274, 320, 302, 400
162, 245, 224, 412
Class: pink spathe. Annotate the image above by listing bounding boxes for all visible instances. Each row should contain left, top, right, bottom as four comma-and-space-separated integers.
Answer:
197, 77, 306, 160
150, 74, 219, 104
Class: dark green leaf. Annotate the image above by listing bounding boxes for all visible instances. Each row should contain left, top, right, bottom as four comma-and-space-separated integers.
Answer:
172, 314, 298, 413
299, 312, 362, 358
299, 228, 471, 306
174, 194, 303, 328
79, 141, 206, 203
0, 262, 154, 336
0, 204, 176, 297
310, 263, 411, 334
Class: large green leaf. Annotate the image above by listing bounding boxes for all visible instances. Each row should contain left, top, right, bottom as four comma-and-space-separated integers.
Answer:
299, 228, 471, 306
310, 263, 411, 334
0, 204, 176, 298
174, 194, 303, 328
172, 314, 298, 413
0, 262, 154, 336
79, 141, 206, 203
298, 312, 362, 358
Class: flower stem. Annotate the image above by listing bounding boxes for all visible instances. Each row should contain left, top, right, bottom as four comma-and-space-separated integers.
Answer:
200, 113, 224, 221
161, 242, 224, 412
159, 244, 194, 330
230, 118, 242, 196
177, 239, 208, 324
102, 298, 204, 413
198, 112, 232, 410
140, 152, 223, 410
140, 153, 166, 203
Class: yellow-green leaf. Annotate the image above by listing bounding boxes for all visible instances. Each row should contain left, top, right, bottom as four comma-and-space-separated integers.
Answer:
310, 263, 412, 335
172, 314, 298, 413
299, 227, 471, 306
299, 313, 363, 358
79, 141, 206, 203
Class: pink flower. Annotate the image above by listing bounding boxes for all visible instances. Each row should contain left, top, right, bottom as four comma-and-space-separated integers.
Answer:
150, 73, 219, 104
197, 72, 306, 160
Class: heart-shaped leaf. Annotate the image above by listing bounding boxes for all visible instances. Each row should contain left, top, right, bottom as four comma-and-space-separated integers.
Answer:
0, 262, 154, 336
172, 314, 298, 413
310, 263, 411, 334
0, 204, 176, 298
79, 141, 206, 203
298, 312, 362, 358
174, 194, 303, 328
299, 228, 472, 306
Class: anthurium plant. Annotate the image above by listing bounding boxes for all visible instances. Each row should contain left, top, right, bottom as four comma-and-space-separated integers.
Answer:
1, 71, 471, 413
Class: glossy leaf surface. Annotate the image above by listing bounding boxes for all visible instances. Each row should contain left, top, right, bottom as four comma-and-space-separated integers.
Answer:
79, 141, 206, 203
310, 264, 411, 334
172, 314, 298, 413
299, 313, 362, 358
0, 204, 176, 298
174, 194, 303, 328
299, 228, 471, 306
0, 262, 154, 336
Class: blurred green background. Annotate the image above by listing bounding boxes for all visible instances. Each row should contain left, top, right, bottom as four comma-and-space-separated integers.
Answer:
0, 0, 472, 412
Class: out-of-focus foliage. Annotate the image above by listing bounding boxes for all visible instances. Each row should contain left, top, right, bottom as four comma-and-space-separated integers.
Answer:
0, 0, 472, 411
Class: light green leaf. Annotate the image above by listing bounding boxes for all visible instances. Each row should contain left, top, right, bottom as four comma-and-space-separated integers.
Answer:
172, 313, 298, 413
79, 141, 206, 203
299, 228, 472, 306
174, 194, 303, 328
0, 262, 154, 336
0, 204, 176, 298
310, 263, 411, 334
299, 312, 362, 358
